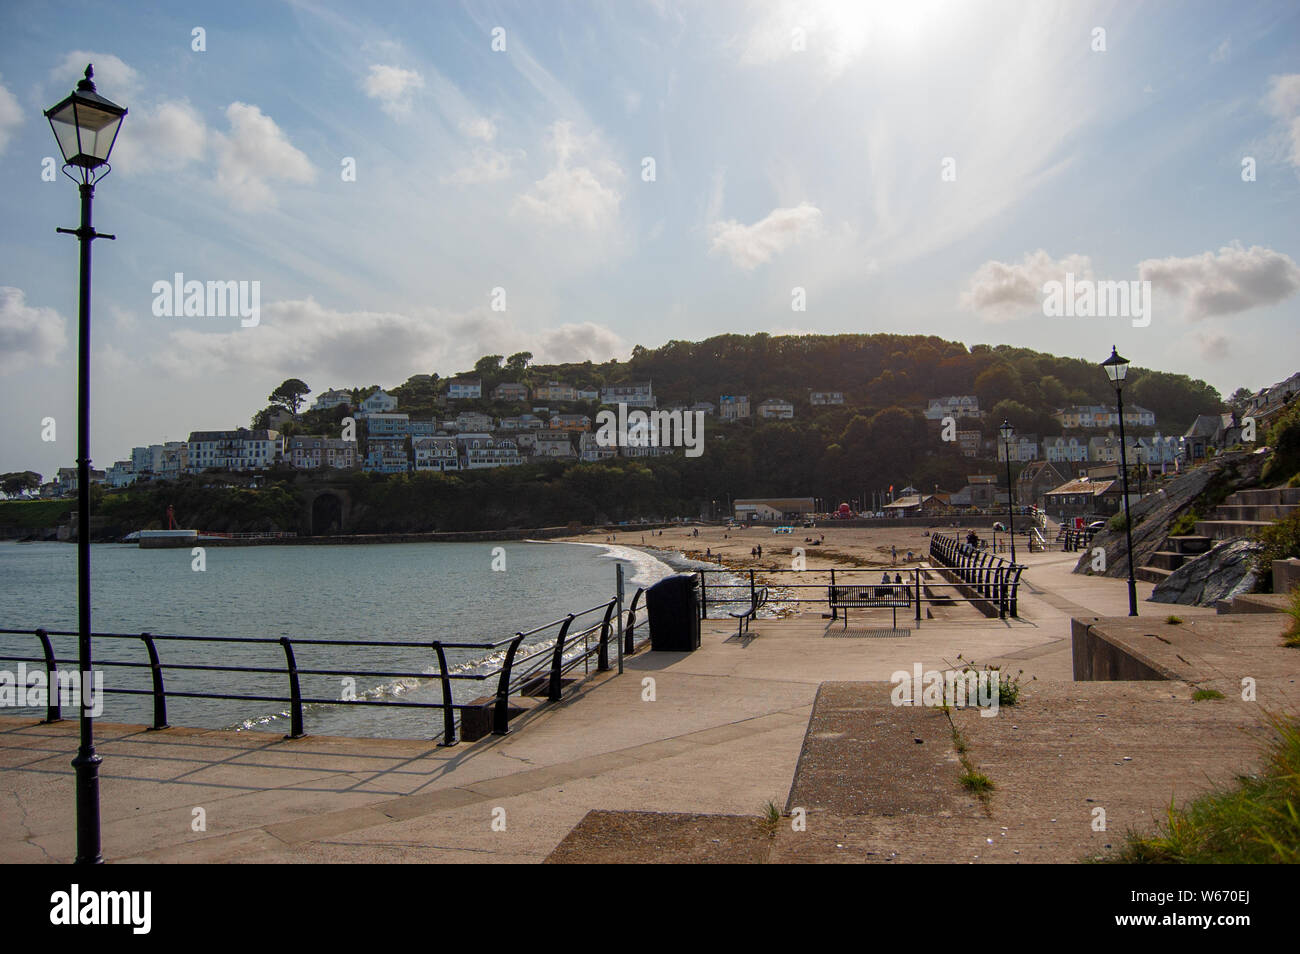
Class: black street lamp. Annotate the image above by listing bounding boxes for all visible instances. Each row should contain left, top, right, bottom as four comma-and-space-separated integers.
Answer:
998, 420, 1017, 563
1102, 345, 1139, 616
46, 64, 127, 865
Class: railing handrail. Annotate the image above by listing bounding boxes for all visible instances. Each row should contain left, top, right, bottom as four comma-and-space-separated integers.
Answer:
0, 595, 622, 746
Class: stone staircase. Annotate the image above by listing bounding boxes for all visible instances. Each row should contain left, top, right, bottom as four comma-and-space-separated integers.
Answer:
1136, 487, 1299, 584
1195, 487, 1300, 541
1136, 535, 1213, 585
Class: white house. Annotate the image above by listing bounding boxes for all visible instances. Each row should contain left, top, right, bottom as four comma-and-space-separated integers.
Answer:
105, 461, 135, 488
187, 429, 282, 472
359, 389, 398, 415
924, 395, 982, 422
533, 430, 575, 457
719, 395, 750, 420
579, 431, 617, 461
312, 388, 354, 412
601, 382, 655, 407
809, 391, 844, 405
455, 411, 494, 431
757, 398, 794, 419
457, 434, 522, 468
413, 437, 460, 472
447, 378, 482, 400
997, 434, 1040, 463
1044, 436, 1089, 465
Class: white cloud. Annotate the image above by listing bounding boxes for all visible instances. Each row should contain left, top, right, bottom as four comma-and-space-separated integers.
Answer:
50, 52, 139, 98
0, 287, 67, 374
735, 0, 869, 78
0, 81, 20, 155
1197, 332, 1230, 360
1266, 74, 1300, 167
150, 298, 625, 383
458, 116, 496, 141
533, 321, 626, 364
362, 65, 425, 118
1139, 244, 1300, 319
110, 100, 208, 174
442, 146, 523, 185
961, 250, 1095, 320
214, 103, 315, 209
709, 203, 823, 270
1210, 38, 1231, 64
514, 121, 624, 231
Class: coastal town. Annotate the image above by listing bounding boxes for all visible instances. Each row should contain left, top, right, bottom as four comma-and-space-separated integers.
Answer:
14, 371, 1298, 532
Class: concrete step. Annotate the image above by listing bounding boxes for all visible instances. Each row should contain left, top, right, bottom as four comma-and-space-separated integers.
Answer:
1194, 519, 1275, 541
1136, 565, 1173, 585
1168, 534, 1213, 555
1223, 487, 1300, 507
1147, 551, 1185, 571
1211, 503, 1298, 522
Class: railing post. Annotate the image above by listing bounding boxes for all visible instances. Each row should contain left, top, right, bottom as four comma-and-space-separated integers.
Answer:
548, 615, 576, 701
698, 569, 708, 619
1009, 565, 1024, 618
493, 633, 527, 735
432, 641, 457, 746
624, 587, 643, 654
35, 628, 60, 724
996, 565, 1007, 619
279, 637, 305, 739
597, 600, 615, 672
749, 568, 756, 609
829, 568, 837, 619
139, 632, 168, 730
914, 568, 922, 624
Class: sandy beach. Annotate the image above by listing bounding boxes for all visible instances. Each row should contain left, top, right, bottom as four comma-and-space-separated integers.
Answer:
559, 519, 1013, 592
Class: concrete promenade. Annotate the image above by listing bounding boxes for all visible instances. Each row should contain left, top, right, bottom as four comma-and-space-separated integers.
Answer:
1, 550, 1283, 863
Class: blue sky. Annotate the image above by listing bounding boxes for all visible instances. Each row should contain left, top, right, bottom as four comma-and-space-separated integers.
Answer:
1, 0, 1298, 478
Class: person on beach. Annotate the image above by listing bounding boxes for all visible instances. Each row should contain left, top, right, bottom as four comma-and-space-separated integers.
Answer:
891, 545, 897, 563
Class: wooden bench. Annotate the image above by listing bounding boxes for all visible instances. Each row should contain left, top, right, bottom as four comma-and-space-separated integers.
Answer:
729, 586, 768, 638
828, 583, 911, 628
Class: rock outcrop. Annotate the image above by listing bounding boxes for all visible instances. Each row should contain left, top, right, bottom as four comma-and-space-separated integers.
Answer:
1073, 450, 1265, 578
1149, 539, 1263, 606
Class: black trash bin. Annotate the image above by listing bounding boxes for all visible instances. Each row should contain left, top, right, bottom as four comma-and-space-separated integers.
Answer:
646, 574, 701, 651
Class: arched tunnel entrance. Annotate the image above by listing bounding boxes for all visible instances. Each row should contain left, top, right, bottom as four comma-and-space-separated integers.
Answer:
309, 492, 344, 536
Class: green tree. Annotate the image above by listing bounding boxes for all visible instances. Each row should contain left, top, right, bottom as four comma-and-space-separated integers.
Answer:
269, 378, 311, 417
1, 471, 41, 497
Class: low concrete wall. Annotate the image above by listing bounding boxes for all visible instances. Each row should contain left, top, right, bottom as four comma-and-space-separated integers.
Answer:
1070, 618, 1168, 682
1275, 558, 1300, 595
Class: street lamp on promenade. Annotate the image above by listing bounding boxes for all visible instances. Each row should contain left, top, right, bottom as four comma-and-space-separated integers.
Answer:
998, 420, 1018, 563
46, 64, 127, 864
1102, 346, 1139, 616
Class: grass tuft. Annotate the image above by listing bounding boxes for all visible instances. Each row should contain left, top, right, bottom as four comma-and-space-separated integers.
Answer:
1192, 688, 1224, 701
1110, 713, 1300, 863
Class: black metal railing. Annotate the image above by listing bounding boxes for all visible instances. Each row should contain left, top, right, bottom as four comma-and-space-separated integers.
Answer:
927, 533, 1024, 618
0, 595, 633, 745
693, 549, 1024, 626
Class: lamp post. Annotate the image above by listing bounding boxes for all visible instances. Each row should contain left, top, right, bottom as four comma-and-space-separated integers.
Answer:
1102, 346, 1139, 616
46, 64, 127, 865
998, 420, 1017, 563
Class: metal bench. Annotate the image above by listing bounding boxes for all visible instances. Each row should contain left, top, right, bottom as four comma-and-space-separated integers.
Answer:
728, 586, 768, 638
828, 583, 911, 628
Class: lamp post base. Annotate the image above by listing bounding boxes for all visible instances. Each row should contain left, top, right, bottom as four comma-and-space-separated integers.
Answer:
71, 746, 103, 864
